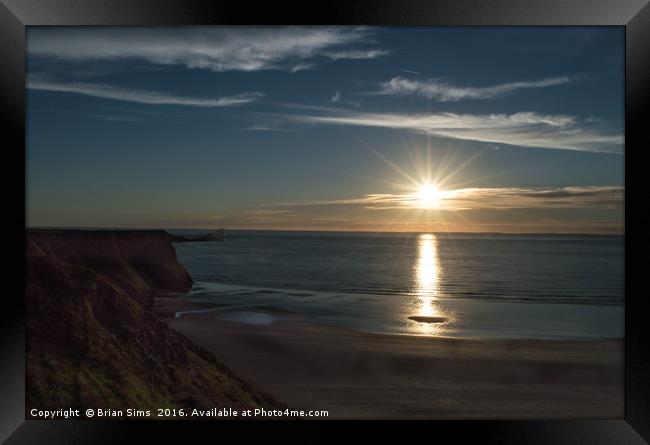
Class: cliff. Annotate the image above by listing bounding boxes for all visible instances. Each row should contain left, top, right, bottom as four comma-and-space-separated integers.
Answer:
26, 229, 283, 415
28, 229, 193, 308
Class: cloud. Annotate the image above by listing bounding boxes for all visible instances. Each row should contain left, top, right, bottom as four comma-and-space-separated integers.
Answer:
242, 123, 274, 131
438, 186, 623, 210
240, 122, 296, 132
27, 78, 263, 107
191, 209, 299, 226
178, 186, 622, 233
290, 63, 315, 73
273, 186, 623, 212
171, 186, 622, 233
192, 186, 621, 233
90, 114, 142, 122
329, 91, 361, 107
323, 49, 390, 60
396, 69, 419, 75
27, 27, 388, 72
287, 108, 622, 153
378, 76, 571, 101
244, 209, 298, 223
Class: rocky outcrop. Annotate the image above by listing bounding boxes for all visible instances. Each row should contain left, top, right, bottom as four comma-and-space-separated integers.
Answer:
26, 229, 283, 415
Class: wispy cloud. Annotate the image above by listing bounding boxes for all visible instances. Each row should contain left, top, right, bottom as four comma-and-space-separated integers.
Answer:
290, 63, 315, 73
27, 78, 263, 107
27, 27, 388, 72
241, 123, 275, 131
90, 113, 142, 122
428, 186, 623, 210
378, 76, 571, 101
287, 108, 622, 153
272, 186, 624, 211
329, 91, 361, 108
396, 69, 419, 75
240, 122, 296, 132
323, 49, 390, 60
185, 186, 622, 233
244, 209, 298, 223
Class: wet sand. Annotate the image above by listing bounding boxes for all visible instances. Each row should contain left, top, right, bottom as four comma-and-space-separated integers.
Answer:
158, 298, 623, 419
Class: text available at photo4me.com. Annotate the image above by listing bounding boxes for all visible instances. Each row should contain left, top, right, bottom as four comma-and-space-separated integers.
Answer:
29, 407, 330, 419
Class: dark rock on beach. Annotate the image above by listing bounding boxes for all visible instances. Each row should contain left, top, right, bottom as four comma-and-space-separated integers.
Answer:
408, 315, 448, 323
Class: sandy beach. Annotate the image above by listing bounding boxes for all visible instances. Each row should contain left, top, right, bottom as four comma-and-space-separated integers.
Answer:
157, 297, 624, 419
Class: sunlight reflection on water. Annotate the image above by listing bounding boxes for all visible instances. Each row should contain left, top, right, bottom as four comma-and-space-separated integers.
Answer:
412, 234, 448, 335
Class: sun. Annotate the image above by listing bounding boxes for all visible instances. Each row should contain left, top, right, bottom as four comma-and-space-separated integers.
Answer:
417, 183, 441, 209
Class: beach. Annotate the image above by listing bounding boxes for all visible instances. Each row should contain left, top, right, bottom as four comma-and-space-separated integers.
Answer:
157, 297, 624, 419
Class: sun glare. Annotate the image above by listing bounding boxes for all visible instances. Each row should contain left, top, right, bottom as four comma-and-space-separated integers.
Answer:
417, 183, 441, 209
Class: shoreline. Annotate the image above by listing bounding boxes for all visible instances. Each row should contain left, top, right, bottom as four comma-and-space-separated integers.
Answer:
158, 297, 624, 419
155, 283, 624, 341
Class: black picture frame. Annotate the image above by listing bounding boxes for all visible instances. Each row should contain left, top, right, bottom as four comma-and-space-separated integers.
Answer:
1, 0, 648, 443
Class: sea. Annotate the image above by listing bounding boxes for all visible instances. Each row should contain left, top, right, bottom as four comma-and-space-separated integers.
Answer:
171, 230, 624, 340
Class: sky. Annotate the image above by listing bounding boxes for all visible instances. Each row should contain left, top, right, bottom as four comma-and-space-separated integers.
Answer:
26, 26, 624, 233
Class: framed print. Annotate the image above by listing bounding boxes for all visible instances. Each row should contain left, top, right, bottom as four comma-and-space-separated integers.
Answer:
1, 0, 649, 443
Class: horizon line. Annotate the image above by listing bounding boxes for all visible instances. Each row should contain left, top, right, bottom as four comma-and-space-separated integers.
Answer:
26, 225, 625, 237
